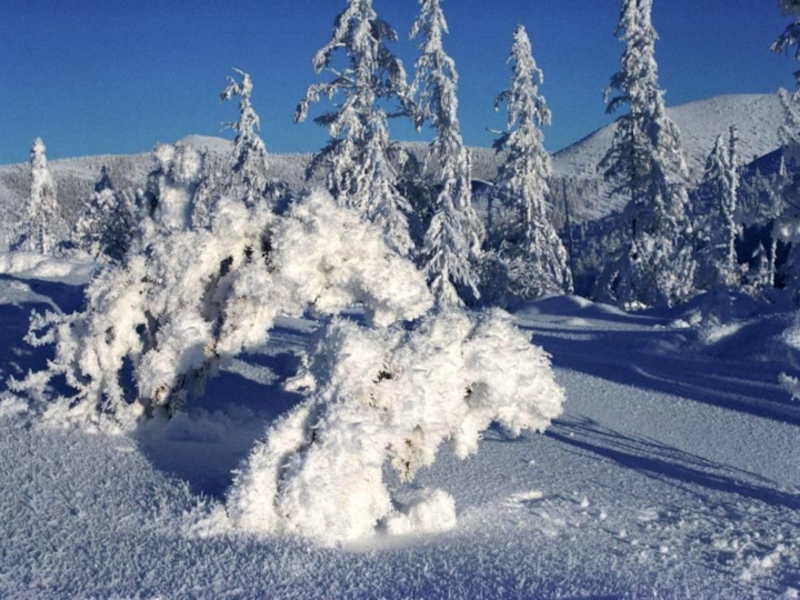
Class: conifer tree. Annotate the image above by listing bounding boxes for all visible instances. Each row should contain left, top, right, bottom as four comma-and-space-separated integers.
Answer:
295, 0, 413, 256
695, 127, 742, 289
220, 69, 271, 209
490, 25, 572, 300
408, 0, 484, 306
771, 0, 800, 297
594, 0, 696, 308
21, 137, 62, 254
74, 166, 136, 263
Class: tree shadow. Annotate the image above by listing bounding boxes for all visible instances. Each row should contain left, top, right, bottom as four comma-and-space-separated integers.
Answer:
522, 318, 800, 427
135, 350, 308, 500
547, 416, 800, 511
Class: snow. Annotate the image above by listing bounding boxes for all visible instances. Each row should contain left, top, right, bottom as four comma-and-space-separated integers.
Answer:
1, 263, 799, 597
553, 93, 786, 220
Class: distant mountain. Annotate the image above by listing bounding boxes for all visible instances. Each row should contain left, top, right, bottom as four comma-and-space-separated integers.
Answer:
0, 94, 788, 247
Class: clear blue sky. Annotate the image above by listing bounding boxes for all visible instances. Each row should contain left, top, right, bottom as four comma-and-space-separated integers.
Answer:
0, 0, 795, 164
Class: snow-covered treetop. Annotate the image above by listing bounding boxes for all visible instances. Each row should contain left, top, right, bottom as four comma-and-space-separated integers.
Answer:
295, 0, 413, 256
495, 25, 551, 138
408, 0, 458, 133
30, 137, 48, 171
220, 69, 269, 199
295, 0, 408, 128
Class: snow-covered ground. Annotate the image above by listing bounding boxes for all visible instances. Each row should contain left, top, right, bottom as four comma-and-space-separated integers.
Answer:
1, 260, 799, 598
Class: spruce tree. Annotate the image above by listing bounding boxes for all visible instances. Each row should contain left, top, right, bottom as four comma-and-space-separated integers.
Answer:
74, 166, 135, 263
220, 69, 271, 209
772, 0, 800, 298
594, 0, 695, 308
408, 0, 484, 306
21, 137, 62, 254
295, 0, 413, 256
491, 24, 572, 301
695, 128, 742, 289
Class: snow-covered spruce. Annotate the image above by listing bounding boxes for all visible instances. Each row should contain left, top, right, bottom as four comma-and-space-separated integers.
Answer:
219, 69, 272, 209
73, 166, 136, 263
594, 0, 696, 308
12, 191, 432, 430
408, 0, 485, 307
488, 24, 572, 303
15, 137, 66, 255
226, 308, 565, 545
295, 0, 414, 256
694, 127, 744, 291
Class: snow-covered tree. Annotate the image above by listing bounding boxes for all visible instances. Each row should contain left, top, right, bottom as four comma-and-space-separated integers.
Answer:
19, 137, 64, 254
12, 191, 433, 430
695, 127, 743, 290
74, 166, 136, 263
295, 0, 413, 256
407, 0, 484, 306
227, 308, 564, 544
594, 0, 695, 308
771, 0, 800, 298
137, 142, 206, 242
488, 25, 572, 302
219, 69, 271, 209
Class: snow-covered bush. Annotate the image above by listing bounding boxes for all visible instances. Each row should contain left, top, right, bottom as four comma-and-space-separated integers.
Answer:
12, 190, 432, 431
226, 308, 565, 545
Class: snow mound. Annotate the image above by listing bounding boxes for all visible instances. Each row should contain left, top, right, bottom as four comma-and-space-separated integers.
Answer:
0, 251, 95, 285
226, 309, 565, 545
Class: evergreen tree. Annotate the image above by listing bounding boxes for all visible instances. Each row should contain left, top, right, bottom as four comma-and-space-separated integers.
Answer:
20, 137, 63, 255
695, 127, 742, 289
220, 69, 271, 209
408, 0, 484, 306
594, 0, 696, 308
74, 166, 136, 263
772, 0, 800, 298
490, 24, 572, 301
295, 0, 413, 256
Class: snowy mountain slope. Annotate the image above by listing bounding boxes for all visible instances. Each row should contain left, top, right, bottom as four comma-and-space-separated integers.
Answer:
0, 93, 787, 245
1, 265, 799, 598
551, 94, 786, 219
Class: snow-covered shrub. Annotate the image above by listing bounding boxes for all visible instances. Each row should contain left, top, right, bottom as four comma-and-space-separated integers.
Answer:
226, 308, 565, 545
12, 190, 432, 431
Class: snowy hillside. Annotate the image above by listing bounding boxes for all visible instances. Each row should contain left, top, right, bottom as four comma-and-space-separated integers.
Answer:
0, 93, 788, 246
1, 264, 799, 598
552, 94, 786, 220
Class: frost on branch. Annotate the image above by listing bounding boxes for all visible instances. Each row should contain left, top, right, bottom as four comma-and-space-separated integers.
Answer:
226, 308, 565, 545
12, 190, 432, 430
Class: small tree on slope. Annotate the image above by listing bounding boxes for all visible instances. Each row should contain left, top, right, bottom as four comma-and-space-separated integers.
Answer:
694, 128, 743, 290
594, 0, 696, 308
295, 0, 413, 256
18, 138, 64, 255
489, 24, 573, 302
407, 0, 484, 306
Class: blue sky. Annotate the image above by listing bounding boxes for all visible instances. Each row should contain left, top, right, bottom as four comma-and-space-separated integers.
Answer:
0, 0, 795, 164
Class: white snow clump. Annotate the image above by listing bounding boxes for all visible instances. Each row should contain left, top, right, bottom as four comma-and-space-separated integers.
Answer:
226, 308, 565, 545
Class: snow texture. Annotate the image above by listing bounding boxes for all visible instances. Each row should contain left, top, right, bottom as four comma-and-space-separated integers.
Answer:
226, 308, 564, 544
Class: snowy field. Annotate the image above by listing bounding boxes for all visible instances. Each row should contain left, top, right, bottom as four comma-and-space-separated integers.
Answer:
1, 259, 799, 599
